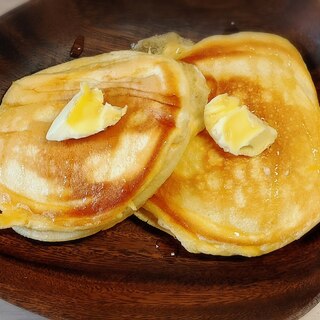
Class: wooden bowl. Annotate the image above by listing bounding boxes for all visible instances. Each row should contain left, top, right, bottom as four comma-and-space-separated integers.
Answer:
0, 0, 319, 319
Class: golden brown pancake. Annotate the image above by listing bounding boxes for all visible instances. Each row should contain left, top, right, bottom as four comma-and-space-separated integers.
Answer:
0, 50, 209, 241
135, 32, 320, 256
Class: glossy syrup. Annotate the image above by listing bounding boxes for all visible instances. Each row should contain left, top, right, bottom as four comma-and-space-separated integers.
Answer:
70, 35, 84, 58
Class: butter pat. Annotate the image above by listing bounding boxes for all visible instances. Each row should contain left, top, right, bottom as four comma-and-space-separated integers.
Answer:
46, 83, 127, 141
204, 94, 277, 156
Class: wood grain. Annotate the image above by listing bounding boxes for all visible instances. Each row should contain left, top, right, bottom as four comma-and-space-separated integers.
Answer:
0, 0, 319, 319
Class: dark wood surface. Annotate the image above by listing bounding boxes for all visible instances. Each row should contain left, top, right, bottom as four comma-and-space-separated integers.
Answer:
0, 0, 320, 319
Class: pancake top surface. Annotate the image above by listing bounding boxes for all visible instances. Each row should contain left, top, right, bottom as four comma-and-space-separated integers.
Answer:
0, 50, 208, 231
143, 32, 320, 256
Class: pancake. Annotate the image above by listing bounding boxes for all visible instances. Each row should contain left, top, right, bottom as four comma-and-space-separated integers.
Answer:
0, 50, 209, 241
135, 32, 320, 256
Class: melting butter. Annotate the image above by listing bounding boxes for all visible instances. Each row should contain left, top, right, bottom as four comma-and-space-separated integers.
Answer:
46, 82, 127, 141
204, 93, 277, 156
133, 32, 194, 59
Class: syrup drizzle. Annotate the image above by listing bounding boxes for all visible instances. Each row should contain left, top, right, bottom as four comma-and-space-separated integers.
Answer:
70, 35, 85, 58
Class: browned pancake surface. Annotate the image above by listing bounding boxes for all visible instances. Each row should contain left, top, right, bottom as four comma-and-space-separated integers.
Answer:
138, 33, 320, 256
0, 51, 208, 239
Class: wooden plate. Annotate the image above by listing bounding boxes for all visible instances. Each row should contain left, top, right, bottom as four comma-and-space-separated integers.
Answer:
0, 0, 319, 319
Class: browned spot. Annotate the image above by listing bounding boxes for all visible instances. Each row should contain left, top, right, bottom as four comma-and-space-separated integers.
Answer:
150, 194, 191, 232
1, 81, 180, 218
147, 66, 320, 243
181, 38, 302, 66
102, 83, 180, 108
205, 76, 218, 101
66, 127, 172, 217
